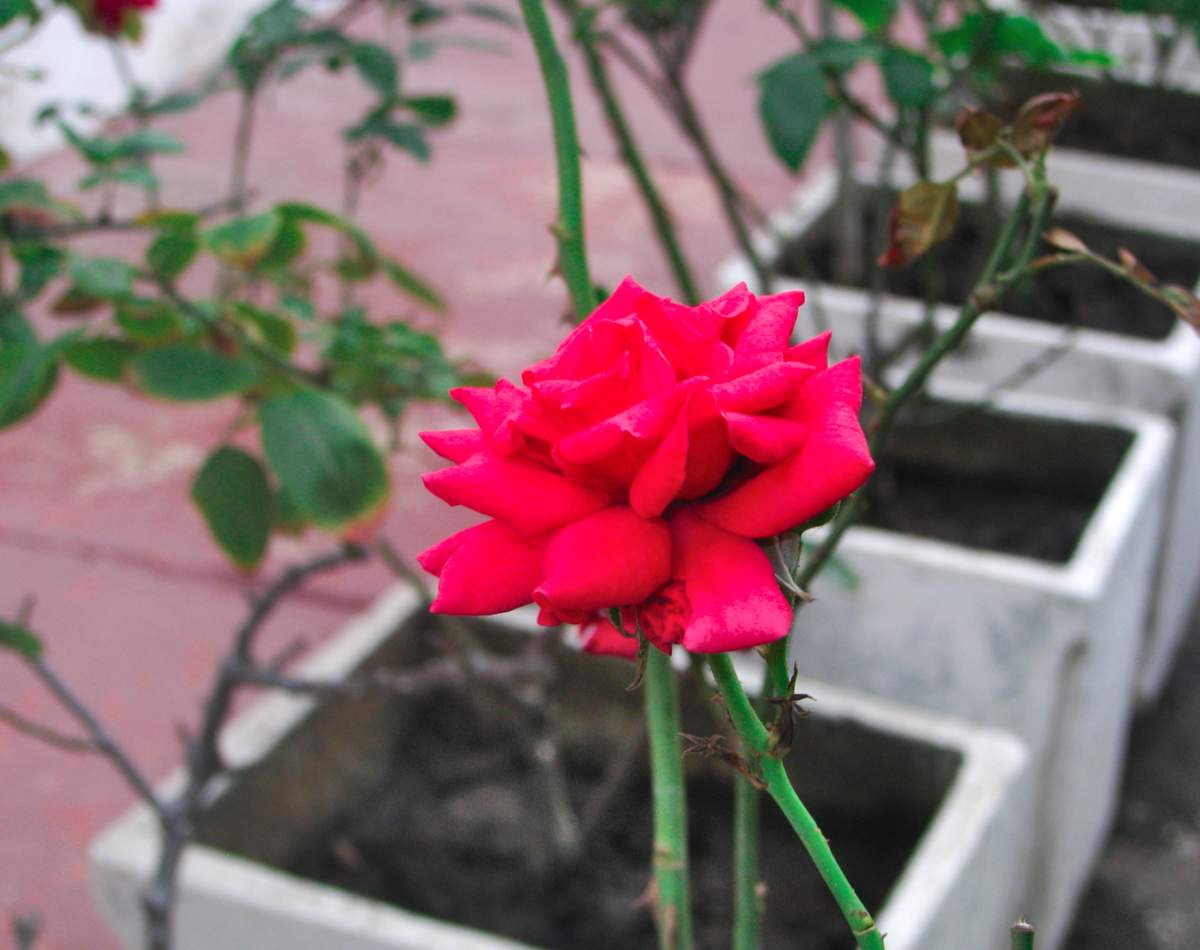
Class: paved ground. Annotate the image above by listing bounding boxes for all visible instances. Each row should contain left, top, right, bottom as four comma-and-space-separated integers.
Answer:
2, 3, 1196, 949
0, 4, 799, 947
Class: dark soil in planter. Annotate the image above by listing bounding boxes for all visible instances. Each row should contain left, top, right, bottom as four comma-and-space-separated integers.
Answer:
777, 189, 1197, 340
199, 627, 958, 950
989, 69, 1200, 170
861, 402, 1133, 563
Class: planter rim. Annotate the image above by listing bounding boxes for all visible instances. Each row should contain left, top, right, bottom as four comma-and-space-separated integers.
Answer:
801, 379, 1173, 601
92, 585, 1028, 950
732, 162, 1200, 360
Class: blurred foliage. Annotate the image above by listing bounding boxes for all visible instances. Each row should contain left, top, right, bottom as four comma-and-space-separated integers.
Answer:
0, 0, 509, 569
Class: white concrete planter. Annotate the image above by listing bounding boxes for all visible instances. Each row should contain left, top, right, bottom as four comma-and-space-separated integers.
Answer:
780, 386, 1172, 949
91, 585, 1030, 950
1001, 0, 1200, 95
722, 162, 1200, 705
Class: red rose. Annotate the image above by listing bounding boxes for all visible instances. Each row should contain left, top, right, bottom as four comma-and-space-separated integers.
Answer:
89, 0, 157, 35
417, 278, 873, 656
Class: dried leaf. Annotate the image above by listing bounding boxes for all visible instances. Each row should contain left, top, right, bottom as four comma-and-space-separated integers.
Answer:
878, 181, 960, 269
1011, 90, 1081, 156
1043, 228, 1089, 254
954, 107, 1014, 167
1117, 247, 1157, 285
1163, 285, 1200, 329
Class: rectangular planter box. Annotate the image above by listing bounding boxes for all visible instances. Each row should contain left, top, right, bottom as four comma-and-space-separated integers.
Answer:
778, 386, 1171, 949
722, 160, 1200, 704
999, 0, 1200, 95
91, 585, 1029, 950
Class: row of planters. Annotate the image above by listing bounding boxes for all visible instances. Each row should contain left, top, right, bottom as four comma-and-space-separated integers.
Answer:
2, 1, 1196, 949
718, 0, 1200, 946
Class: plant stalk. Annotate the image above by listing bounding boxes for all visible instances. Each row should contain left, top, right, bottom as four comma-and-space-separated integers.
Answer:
519, 0, 597, 320
709, 652, 884, 950
732, 775, 762, 950
568, 6, 700, 304
644, 647, 694, 950
1012, 919, 1035, 950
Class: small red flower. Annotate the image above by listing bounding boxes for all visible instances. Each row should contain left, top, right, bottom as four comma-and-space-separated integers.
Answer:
89, 0, 157, 35
417, 278, 874, 656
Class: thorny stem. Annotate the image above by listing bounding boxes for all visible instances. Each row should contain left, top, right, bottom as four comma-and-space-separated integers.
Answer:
519, 0, 597, 320
764, 165, 1055, 698
709, 653, 885, 950
644, 647, 694, 950
1012, 919, 1036, 950
21, 655, 164, 817
565, 3, 701, 304
732, 774, 762, 950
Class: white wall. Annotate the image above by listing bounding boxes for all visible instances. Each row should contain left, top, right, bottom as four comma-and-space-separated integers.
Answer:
0, 1, 310, 164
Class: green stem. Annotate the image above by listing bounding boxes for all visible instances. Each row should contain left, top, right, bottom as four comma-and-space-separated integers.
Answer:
644, 648, 693, 950
519, 0, 597, 321
1011, 920, 1035, 950
732, 776, 761, 950
764, 172, 1055, 697
709, 653, 884, 950
569, 9, 700, 304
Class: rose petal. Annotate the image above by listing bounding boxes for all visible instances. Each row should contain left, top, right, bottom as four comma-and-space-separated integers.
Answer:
670, 510, 792, 653
450, 380, 525, 439
630, 408, 689, 518
418, 520, 547, 615
579, 616, 641, 659
729, 291, 805, 375
535, 507, 671, 613
423, 451, 610, 535
679, 402, 735, 499
420, 429, 486, 463
786, 330, 831, 371
723, 412, 808, 463
710, 361, 814, 414
697, 358, 873, 537
554, 380, 700, 467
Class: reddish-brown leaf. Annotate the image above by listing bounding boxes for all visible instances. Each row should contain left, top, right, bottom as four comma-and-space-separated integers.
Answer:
955, 107, 1014, 167
1011, 90, 1081, 156
1118, 247, 1157, 285
1043, 227, 1090, 254
878, 181, 960, 269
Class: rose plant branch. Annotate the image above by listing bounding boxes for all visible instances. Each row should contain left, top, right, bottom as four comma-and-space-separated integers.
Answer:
709, 652, 885, 950
764, 160, 1055, 698
731, 770, 762, 950
561, 1, 701, 305
520, 0, 597, 320
644, 647, 694, 950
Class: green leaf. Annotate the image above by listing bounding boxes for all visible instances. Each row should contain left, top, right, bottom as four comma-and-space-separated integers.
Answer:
116, 298, 182, 343
881, 46, 935, 109
271, 485, 309, 534
256, 216, 307, 271
56, 121, 119, 165
259, 390, 389, 529
112, 128, 185, 158
234, 302, 297, 354
0, 620, 41, 659
133, 345, 259, 401
0, 0, 39, 28
405, 95, 457, 126
349, 42, 398, 97
78, 165, 159, 192
829, 0, 896, 31
63, 336, 136, 381
204, 212, 283, 269
806, 38, 878, 73
191, 445, 272, 569
12, 244, 65, 299
382, 258, 445, 311
68, 256, 136, 300
0, 179, 53, 215
147, 227, 201, 279
145, 89, 208, 116
758, 53, 833, 172
379, 121, 430, 161
0, 340, 60, 430
462, 2, 519, 27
